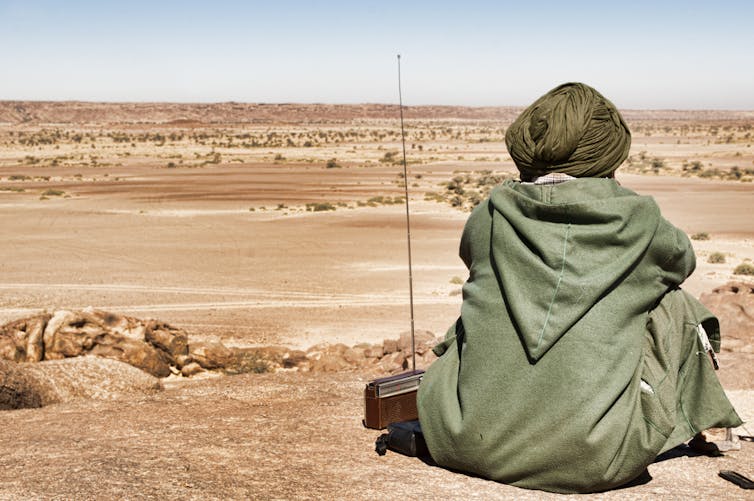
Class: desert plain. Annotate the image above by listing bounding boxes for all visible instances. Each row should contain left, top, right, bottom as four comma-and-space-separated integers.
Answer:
0, 102, 752, 499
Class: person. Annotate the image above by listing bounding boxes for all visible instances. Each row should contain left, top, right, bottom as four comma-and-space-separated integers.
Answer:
416, 82, 742, 494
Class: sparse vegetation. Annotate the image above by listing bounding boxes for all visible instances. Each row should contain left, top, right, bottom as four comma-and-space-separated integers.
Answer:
357, 195, 405, 207
223, 351, 271, 375
41, 189, 65, 197
306, 202, 336, 212
427, 170, 514, 211
691, 232, 710, 241
449, 276, 464, 285
707, 252, 726, 264
733, 263, 754, 276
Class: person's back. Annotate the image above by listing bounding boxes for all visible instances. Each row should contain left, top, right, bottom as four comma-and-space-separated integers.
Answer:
416, 83, 742, 493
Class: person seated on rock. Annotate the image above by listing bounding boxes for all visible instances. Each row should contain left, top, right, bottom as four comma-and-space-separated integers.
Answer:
417, 82, 742, 494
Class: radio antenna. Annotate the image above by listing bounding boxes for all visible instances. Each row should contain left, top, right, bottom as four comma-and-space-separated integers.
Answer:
397, 54, 416, 371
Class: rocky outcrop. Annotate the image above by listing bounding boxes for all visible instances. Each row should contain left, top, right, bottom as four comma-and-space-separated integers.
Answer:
0, 357, 162, 410
699, 281, 754, 353
0, 308, 189, 377
290, 329, 440, 374
1, 310, 440, 377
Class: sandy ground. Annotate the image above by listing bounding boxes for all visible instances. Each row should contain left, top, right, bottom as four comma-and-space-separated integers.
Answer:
0, 372, 751, 500
0, 164, 752, 348
1, 110, 753, 498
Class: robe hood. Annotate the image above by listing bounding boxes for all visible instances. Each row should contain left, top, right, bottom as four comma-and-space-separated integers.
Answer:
487, 178, 694, 361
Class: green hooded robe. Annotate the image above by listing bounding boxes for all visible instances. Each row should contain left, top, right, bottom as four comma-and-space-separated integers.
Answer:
417, 178, 742, 493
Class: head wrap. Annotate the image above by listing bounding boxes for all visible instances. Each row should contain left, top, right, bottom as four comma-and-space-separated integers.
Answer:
505, 82, 631, 180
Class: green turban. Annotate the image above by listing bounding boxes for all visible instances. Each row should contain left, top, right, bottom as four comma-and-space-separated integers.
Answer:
505, 82, 631, 180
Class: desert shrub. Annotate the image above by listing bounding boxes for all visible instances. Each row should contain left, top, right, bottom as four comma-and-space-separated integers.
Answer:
201, 152, 221, 165
707, 252, 726, 264
449, 276, 464, 285
380, 151, 400, 164
0, 186, 25, 192
733, 263, 754, 276
306, 202, 336, 212
326, 158, 340, 168
223, 351, 270, 375
691, 232, 710, 241
41, 189, 65, 197
166, 162, 176, 168
274, 153, 285, 161
424, 191, 444, 203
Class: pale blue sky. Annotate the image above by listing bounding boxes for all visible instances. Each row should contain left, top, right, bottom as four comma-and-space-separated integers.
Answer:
1, 1, 752, 108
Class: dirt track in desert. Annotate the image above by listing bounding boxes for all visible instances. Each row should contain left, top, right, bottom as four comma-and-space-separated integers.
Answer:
1, 103, 753, 498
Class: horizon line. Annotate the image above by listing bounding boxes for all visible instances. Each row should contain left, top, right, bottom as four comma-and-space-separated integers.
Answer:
2, 99, 754, 113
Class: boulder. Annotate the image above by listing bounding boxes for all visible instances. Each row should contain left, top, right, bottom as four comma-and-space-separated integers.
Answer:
379, 351, 407, 374
1, 357, 162, 410
0, 359, 43, 410
0, 313, 52, 362
189, 341, 233, 370
181, 362, 205, 377
41, 310, 173, 377
310, 353, 351, 372
145, 320, 189, 362
382, 339, 398, 355
397, 330, 436, 352
699, 281, 754, 353
363, 345, 383, 359
0, 309, 193, 378
343, 347, 366, 365
282, 350, 309, 369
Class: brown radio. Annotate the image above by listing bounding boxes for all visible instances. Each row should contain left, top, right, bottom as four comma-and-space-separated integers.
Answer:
363, 370, 424, 429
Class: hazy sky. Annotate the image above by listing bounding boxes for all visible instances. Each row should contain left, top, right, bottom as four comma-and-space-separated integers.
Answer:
1, 0, 752, 109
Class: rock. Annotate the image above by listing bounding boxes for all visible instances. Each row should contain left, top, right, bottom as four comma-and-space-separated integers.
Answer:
382, 339, 398, 355
0, 359, 43, 410
145, 320, 189, 363
252, 346, 289, 366
189, 341, 233, 370
699, 281, 754, 353
419, 350, 437, 369
282, 350, 308, 369
363, 345, 383, 359
305, 343, 329, 361
181, 362, 205, 377
397, 330, 436, 352
378, 351, 407, 373
1, 357, 162, 410
0, 314, 52, 362
310, 353, 351, 372
0, 309, 194, 378
342, 347, 365, 365
329, 343, 349, 355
